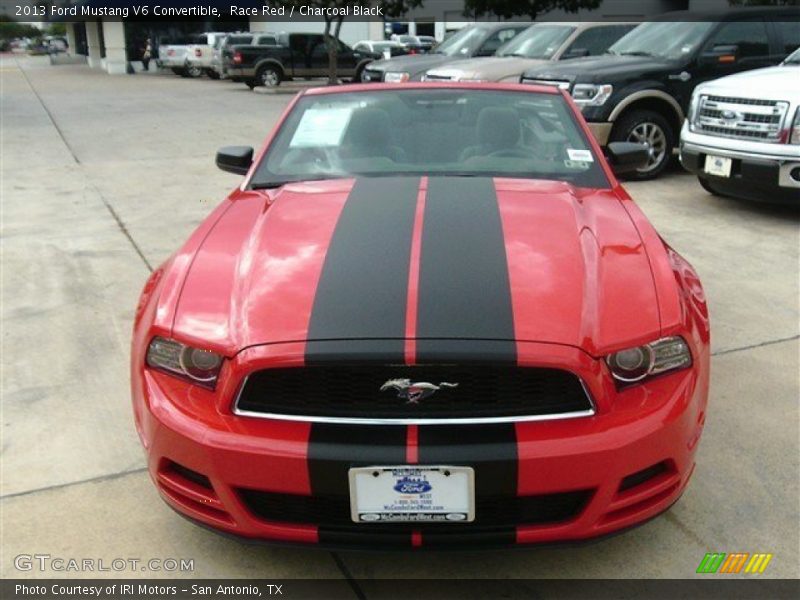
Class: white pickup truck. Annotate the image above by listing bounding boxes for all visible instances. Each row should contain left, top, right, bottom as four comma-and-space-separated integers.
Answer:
680, 47, 800, 204
158, 32, 227, 78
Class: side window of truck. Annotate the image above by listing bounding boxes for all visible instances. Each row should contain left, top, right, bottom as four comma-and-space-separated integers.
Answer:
704, 20, 770, 59
566, 25, 636, 57
776, 21, 800, 55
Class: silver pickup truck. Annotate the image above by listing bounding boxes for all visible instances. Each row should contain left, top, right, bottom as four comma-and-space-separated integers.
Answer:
158, 32, 226, 78
680, 47, 800, 204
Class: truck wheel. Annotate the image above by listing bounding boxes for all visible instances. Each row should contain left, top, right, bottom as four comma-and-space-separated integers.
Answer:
257, 65, 281, 88
698, 177, 721, 197
610, 110, 674, 180
171, 68, 185, 76
185, 65, 203, 78
206, 69, 220, 80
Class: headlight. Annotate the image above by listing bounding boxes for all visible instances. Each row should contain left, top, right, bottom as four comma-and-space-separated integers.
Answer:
384, 71, 410, 83
572, 84, 613, 108
146, 336, 223, 387
790, 107, 800, 145
687, 92, 701, 129
606, 336, 691, 383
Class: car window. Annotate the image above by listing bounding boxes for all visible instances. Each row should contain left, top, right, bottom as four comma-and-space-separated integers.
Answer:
609, 22, 714, 60
354, 43, 367, 52
432, 27, 487, 56
227, 35, 252, 46
257, 36, 276, 45
704, 20, 770, 58
497, 25, 575, 59
565, 24, 636, 57
252, 89, 609, 189
478, 27, 526, 56
776, 21, 800, 55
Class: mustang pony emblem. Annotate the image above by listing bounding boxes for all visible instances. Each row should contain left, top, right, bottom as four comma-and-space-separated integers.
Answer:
380, 379, 459, 404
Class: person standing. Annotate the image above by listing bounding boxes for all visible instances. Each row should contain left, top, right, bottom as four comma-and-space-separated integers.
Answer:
142, 38, 152, 72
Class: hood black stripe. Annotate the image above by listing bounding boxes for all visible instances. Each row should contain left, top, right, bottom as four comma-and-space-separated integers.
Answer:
305, 176, 419, 364
415, 177, 516, 363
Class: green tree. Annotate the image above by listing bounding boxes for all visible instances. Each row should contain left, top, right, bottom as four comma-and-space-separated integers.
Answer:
464, 0, 602, 19
0, 17, 43, 42
266, 1, 424, 84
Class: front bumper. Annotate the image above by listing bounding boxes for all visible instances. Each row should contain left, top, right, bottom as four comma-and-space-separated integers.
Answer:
680, 129, 800, 203
133, 340, 708, 549
586, 122, 613, 146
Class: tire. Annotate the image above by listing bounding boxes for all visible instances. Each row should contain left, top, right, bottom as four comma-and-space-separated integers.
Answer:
171, 67, 185, 76
185, 64, 203, 78
206, 69, 220, 80
610, 109, 675, 180
245, 80, 257, 90
353, 65, 365, 83
256, 64, 281, 88
698, 177, 721, 197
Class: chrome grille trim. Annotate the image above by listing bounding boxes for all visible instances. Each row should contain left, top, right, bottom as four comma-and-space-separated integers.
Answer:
694, 94, 789, 143
521, 78, 571, 90
231, 373, 597, 425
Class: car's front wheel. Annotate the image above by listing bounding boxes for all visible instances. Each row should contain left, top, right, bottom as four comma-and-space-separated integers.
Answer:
611, 110, 674, 180
257, 65, 281, 88
206, 69, 220, 80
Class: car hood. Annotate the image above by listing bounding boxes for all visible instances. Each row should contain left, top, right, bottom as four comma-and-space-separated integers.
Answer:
369, 54, 460, 75
522, 54, 673, 83
173, 177, 661, 357
427, 56, 550, 81
697, 65, 799, 99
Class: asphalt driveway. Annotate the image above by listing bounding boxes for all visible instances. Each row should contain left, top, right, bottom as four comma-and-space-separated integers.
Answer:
1, 55, 798, 584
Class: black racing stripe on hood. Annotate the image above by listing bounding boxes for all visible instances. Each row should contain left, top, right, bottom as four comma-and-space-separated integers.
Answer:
418, 423, 518, 546
305, 176, 419, 364
307, 423, 409, 546
416, 177, 516, 363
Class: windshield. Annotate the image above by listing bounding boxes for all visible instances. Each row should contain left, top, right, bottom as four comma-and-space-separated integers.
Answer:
251, 89, 608, 189
609, 22, 714, 60
372, 43, 396, 52
497, 25, 575, 59
227, 35, 253, 46
784, 47, 800, 65
433, 26, 487, 56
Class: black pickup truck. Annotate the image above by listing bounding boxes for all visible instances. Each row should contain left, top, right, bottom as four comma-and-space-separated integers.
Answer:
228, 33, 381, 89
520, 8, 799, 179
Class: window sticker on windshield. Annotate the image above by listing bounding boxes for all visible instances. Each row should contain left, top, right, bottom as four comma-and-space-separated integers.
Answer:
290, 107, 353, 148
567, 148, 594, 162
564, 160, 591, 170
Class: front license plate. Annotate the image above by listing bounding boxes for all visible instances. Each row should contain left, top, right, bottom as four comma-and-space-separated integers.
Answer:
349, 466, 475, 523
704, 155, 732, 178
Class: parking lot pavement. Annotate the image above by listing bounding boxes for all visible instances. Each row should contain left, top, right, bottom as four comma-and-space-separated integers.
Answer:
2, 56, 798, 583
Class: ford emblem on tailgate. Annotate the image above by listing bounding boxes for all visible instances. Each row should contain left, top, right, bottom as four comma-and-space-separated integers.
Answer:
380, 379, 459, 403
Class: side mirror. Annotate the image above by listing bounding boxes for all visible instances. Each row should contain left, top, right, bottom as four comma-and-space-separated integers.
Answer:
216, 146, 253, 175
562, 48, 590, 60
698, 44, 738, 66
605, 141, 649, 175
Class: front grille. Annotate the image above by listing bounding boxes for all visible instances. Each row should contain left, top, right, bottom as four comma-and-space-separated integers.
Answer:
422, 73, 455, 81
694, 94, 788, 143
238, 488, 593, 528
234, 365, 593, 421
521, 78, 571, 90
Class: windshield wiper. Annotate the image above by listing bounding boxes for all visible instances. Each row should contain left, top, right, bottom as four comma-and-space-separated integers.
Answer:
620, 51, 655, 57
251, 176, 344, 189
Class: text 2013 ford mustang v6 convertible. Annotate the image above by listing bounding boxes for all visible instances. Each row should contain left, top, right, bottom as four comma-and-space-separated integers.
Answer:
132, 83, 709, 549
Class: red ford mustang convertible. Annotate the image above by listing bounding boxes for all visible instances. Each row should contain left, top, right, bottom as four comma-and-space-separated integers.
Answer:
131, 83, 709, 549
